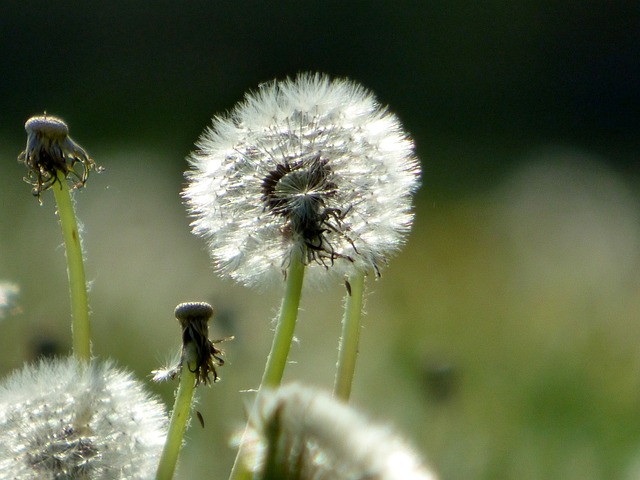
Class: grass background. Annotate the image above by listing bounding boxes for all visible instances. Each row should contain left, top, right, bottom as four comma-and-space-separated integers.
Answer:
1, 1, 639, 479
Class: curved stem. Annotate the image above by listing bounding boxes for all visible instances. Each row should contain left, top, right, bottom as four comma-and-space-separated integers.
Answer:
228, 248, 306, 480
333, 272, 366, 401
52, 176, 91, 360
156, 346, 198, 480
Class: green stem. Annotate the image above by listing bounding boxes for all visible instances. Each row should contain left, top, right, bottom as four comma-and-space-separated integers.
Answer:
333, 271, 366, 401
52, 176, 91, 360
260, 249, 306, 388
156, 346, 198, 480
228, 248, 306, 480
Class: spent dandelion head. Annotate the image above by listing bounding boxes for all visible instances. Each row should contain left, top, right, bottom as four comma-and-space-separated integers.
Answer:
184, 73, 421, 286
152, 302, 228, 385
0, 357, 168, 479
18, 114, 101, 201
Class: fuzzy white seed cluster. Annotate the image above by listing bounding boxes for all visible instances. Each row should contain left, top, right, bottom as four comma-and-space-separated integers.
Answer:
184, 73, 421, 286
0, 357, 168, 479
243, 384, 437, 480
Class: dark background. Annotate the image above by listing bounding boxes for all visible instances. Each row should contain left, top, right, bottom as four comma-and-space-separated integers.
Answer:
2, 0, 638, 194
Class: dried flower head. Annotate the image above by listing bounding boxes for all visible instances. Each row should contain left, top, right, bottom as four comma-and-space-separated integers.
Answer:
184, 73, 421, 286
0, 357, 168, 479
152, 302, 228, 385
241, 384, 438, 480
18, 114, 101, 200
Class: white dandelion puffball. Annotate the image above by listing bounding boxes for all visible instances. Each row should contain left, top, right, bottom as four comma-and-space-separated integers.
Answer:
0, 357, 168, 479
184, 73, 421, 286
242, 384, 438, 480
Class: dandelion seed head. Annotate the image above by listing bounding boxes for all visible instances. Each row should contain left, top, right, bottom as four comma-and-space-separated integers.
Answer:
0, 357, 168, 479
184, 73, 421, 286
242, 384, 438, 480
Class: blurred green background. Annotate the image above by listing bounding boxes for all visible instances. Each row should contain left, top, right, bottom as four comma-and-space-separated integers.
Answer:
1, 1, 639, 479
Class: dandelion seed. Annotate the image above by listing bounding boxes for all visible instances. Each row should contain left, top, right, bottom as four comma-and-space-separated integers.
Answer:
242, 384, 438, 480
18, 114, 101, 200
0, 357, 168, 479
184, 73, 420, 286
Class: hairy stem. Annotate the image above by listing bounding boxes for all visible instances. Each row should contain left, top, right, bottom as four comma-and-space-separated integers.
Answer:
333, 272, 366, 401
261, 249, 306, 387
52, 176, 91, 360
156, 345, 198, 480
228, 248, 306, 480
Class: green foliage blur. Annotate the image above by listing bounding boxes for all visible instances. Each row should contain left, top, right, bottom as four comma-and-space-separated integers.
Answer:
1, 1, 639, 479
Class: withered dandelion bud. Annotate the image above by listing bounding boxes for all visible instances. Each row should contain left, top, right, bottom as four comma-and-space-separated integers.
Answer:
154, 302, 228, 385
18, 114, 101, 200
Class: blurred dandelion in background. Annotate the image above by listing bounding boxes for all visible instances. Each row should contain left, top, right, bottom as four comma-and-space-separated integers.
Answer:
241, 383, 438, 480
0, 282, 20, 320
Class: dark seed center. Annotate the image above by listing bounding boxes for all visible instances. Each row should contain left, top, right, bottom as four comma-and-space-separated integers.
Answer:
261, 154, 335, 217
260, 154, 352, 267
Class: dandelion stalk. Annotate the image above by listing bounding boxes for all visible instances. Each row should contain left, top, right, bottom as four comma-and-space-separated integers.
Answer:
229, 251, 306, 480
261, 248, 306, 388
333, 272, 366, 401
228, 457, 253, 480
51, 174, 91, 360
156, 344, 197, 480
18, 115, 100, 361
